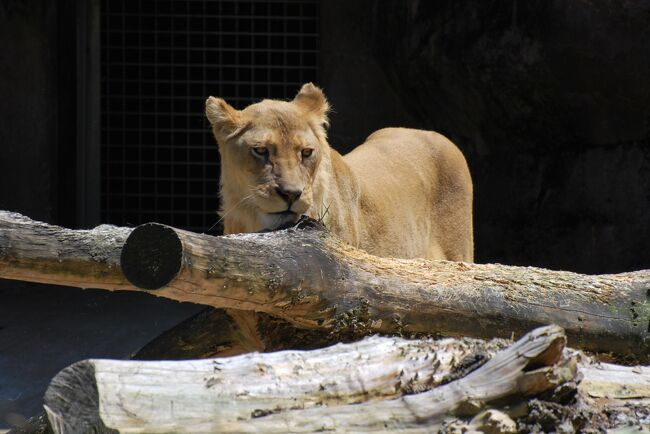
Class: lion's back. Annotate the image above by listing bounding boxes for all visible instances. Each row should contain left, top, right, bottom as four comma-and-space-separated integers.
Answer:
342, 128, 473, 261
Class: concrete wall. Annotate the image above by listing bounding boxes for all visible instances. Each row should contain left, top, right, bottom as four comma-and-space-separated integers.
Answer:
320, 0, 650, 274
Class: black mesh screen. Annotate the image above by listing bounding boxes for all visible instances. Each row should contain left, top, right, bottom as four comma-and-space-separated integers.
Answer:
100, 0, 319, 233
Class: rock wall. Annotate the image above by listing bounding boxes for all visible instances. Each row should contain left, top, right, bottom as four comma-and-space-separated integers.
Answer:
321, 0, 650, 273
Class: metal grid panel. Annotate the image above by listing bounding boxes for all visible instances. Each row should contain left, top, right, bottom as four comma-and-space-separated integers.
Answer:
100, 0, 319, 233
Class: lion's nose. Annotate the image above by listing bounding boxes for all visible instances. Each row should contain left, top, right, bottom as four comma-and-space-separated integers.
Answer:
276, 186, 303, 204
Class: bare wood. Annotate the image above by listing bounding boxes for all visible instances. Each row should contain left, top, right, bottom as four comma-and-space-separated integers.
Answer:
43, 326, 564, 434
44, 324, 650, 433
119, 220, 650, 359
536, 360, 650, 432
0, 211, 132, 289
579, 362, 650, 407
240, 327, 571, 433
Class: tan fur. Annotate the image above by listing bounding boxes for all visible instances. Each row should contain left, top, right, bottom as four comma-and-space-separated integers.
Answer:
206, 83, 473, 261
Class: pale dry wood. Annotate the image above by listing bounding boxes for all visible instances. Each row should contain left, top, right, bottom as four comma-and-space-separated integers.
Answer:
119, 221, 650, 358
43, 326, 566, 434
238, 327, 571, 433
579, 363, 650, 405
0, 211, 131, 289
45, 335, 508, 432
569, 362, 650, 432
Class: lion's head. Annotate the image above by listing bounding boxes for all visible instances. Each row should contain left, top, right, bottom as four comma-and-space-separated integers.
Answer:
206, 83, 330, 233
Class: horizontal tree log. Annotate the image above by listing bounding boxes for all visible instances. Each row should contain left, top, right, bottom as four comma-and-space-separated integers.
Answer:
0, 211, 328, 358
44, 326, 570, 433
2, 211, 650, 359
119, 219, 650, 360
0, 211, 132, 290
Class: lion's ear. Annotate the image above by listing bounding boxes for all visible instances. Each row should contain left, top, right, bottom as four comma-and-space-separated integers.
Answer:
292, 83, 330, 127
205, 96, 241, 140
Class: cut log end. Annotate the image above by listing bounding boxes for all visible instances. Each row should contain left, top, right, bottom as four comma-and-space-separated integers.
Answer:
120, 223, 183, 290
43, 361, 117, 434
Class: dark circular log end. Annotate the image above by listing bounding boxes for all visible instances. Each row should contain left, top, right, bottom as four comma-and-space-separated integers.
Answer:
44, 360, 118, 433
121, 223, 183, 290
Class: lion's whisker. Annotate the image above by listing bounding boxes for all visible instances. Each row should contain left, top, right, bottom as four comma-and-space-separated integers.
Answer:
207, 193, 254, 233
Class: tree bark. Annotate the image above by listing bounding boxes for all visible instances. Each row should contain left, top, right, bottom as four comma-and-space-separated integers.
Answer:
2, 211, 650, 359
43, 326, 570, 434
0, 209, 346, 359
0, 211, 271, 358
0, 211, 131, 290
131, 308, 349, 359
119, 219, 650, 360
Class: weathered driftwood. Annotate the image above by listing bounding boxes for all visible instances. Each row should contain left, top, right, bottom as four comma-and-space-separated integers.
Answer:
578, 362, 650, 420
44, 326, 571, 433
0, 211, 131, 290
119, 220, 650, 359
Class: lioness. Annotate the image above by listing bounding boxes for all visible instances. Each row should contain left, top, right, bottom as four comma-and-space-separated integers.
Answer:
206, 83, 473, 261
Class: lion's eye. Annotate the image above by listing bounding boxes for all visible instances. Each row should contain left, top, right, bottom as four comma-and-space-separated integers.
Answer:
251, 147, 268, 158
301, 148, 314, 159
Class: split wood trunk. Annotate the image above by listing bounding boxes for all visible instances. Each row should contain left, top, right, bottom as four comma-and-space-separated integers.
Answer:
42, 325, 650, 433
44, 325, 577, 433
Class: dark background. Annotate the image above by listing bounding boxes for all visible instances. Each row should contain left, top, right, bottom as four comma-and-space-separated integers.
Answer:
1, 0, 649, 429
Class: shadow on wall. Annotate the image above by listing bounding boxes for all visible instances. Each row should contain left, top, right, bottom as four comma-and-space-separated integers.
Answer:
321, 0, 650, 274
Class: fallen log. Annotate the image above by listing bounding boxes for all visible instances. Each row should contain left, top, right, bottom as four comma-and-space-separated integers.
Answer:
1, 211, 650, 359
0, 211, 320, 357
0, 211, 131, 290
44, 325, 650, 433
44, 326, 573, 433
119, 219, 650, 359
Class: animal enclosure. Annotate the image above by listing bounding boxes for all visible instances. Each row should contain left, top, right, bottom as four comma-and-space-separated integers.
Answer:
1, 211, 649, 432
